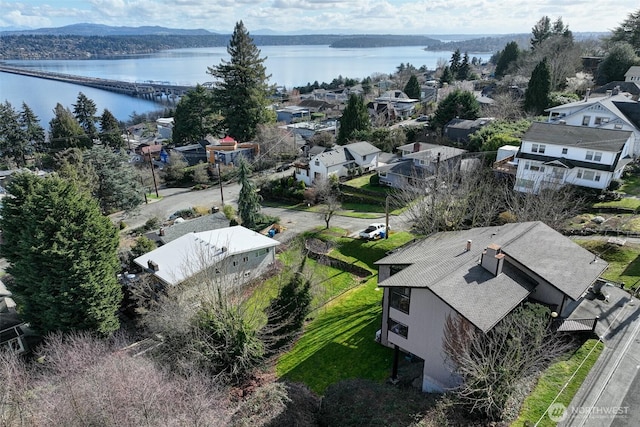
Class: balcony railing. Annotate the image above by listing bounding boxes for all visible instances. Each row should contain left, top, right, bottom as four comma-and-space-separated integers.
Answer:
552, 316, 599, 333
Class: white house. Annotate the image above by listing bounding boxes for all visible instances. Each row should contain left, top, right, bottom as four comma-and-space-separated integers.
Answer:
625, 66, 640, 83
375, 90, 420, 118
545, 92, 640, 155
134, 225, 280, 288
294, 141, 380, 186
375, 222, 607, 392
156, 117, 174, 140
513, 122, 634, 194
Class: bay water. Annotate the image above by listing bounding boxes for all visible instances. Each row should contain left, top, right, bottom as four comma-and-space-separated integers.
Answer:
0, 45, 482, 126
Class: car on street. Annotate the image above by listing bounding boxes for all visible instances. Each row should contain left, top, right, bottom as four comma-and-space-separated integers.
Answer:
276, 163, 292, 172
359, 223, 388, 240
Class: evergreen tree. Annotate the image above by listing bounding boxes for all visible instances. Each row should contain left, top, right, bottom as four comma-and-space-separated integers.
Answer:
0, 101, 27, 167
208, 21, 273, 142
337, 94, 370, 145
403, 74, 421, 99
49, 103, 89, 150
450, 49, 462, 76
531, 16, 552, 48
236, 155, 262, 229
524, 58, 552, 115
432, 90, 480, 130
99, 109, 125, 150
172, 85, 219, 145
0, 173, 122, 335
494, 41, 520, 78
73, 92, 98, 143
84, 146, 144, 213
440, 65, 454, 85
19, 103, 45, 156
456, 52, 471, 80
609, 8, 640, 53
596, 42, 640, 84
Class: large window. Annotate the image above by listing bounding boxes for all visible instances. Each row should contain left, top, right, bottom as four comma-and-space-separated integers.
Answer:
524, 161, 545, 172
577, 169, 601, 182
390, 287, 411, 314
388, 319, 408, 338
585, 151, 602, 162
531, 144, 546, 154
595, 117, 609, 125
515, 178, 535, 189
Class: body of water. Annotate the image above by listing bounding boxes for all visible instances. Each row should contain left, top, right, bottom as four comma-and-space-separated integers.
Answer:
0, 45, 486, 126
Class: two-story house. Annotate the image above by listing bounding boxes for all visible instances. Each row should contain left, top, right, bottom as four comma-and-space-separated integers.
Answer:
513, 122, 634, 194
375, 221, 607, 392
294, 141, 380, 185
545, 92, 640, 155
378, 142, 467, 188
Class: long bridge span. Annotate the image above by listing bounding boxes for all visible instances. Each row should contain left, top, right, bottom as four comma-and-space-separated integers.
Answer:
0, 64, 196, 101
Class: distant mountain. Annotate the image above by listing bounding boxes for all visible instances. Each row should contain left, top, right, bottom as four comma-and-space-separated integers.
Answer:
0, 23, 215, 36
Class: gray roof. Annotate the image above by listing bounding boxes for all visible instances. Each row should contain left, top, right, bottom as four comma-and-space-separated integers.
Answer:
315, 147, 348, 167
308, 146, 327, 157
523, 122, 632, 152
403, 145, 467, 162
344, 141, 381, 157
149, 213, 230, 244
445, 117, 493, 130
376, 222, 608, 332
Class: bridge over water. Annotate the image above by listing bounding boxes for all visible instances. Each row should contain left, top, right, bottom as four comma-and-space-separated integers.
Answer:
0, 64, 196, 101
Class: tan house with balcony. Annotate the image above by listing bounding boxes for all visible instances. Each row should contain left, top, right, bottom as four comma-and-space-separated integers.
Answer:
376, 222, 607, 392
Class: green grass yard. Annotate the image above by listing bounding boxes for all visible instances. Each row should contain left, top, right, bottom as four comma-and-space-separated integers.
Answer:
576, 240, 640, 288
512, 339, 604, 427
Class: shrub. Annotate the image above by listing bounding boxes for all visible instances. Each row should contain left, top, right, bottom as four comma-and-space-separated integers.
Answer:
223, 204, 237, 220
498, 210, 517, 224
119, 220, 127, 230
131, 236, 157, 258
608, 179, 622, 191
369, 174, 380, 186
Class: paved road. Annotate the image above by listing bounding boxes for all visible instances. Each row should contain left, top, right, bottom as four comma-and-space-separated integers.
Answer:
112, 177, 409, 239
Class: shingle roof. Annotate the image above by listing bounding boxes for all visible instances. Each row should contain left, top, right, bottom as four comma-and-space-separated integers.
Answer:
344, 141, 381, 157
314, 147, 347, 167
523, 122, 632, 152
403, 145, 467, 162
160, 213, 229, 244
376, 222, 608, 332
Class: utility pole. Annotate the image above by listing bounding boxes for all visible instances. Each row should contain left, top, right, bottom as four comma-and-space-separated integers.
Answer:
385, 195, 390, 239
146, 150, 159, 198
217, 162, 224, 205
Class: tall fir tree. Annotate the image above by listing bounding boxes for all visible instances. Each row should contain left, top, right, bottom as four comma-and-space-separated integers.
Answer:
172, 85, 219, 145
0, 101, 27, 167
19, 103, 45, 159
432, 90, 480, 129
49, 103, 89, 150
494, 41, 520, 78
609, 8, 640, 53
99, 109, 125, 150
236, 155, 262, 229
0, 173, 122, 335
208, 21, 273, 142
456, 52, 471, 80
403, 74, 421, 99
440, 65, 454, 85
450, 49, 462, 76
73, 92, 98, 143
524, 58, 551, 115
337, 94, 370, 145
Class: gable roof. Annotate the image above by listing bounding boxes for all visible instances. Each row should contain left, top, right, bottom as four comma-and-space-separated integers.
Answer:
403, 145, 467, 162
546, 93, 640, 130
134, 225, 279, 286
159, 213, 229, 244
314, 146, 348, 167
523, 122, 632, 152
376, 222, 607, 332
344, 141, 381, 157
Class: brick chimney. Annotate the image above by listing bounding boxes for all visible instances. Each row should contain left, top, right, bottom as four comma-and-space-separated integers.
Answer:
480, 244, 504, 276
413, 142, 420, 153
147, 260, 159, 272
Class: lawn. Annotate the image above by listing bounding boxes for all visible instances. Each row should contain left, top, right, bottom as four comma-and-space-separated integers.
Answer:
342, 175, 390, 194
512, 339, 604, 427
575, 240, 640, 288
276, 231, 415, 394
592, 198, 640, 211
620, 173, 640, 196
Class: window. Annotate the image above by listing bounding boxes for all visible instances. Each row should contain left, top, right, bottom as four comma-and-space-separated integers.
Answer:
256, 248, 269, 257
531, 144, 546, 153
524, 161, 545, 172
595, 117, 609, 125
390, 287, 411, 314
582, 116, 591, 126
515, 178, 535, 189
550, 168, 564, 180
362, 155, 367, 161
615, 124, 623, 129
388, 319, 408, 338
242, 256, 249, 263
315, 160, 320, 166
390, 265, 407, 276
585, 151, 602, 162
577, 169, 601, 181
379, 171, 387, 177
233, 261, 238, 267
562, 148, 568, 155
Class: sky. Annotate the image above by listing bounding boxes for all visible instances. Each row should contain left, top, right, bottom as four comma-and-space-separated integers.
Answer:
0, 0, 637, 35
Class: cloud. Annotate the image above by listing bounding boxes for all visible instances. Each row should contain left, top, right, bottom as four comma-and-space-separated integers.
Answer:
1, 9, 51, 28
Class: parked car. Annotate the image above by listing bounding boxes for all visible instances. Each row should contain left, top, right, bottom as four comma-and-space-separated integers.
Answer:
416, 115, 429, 122
276, 163, 292, 172
359, 223, 388, 240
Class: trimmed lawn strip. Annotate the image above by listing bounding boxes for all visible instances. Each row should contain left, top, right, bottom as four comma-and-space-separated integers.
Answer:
276, 277, 393, 394
620, 174, 640, 196
575, 240, 640, 288
592, 198, 640, 211
512, 339, 604, 427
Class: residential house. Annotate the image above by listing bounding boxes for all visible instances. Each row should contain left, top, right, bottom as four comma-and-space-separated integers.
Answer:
156, 117, 174, 140
443, 117, 493, 144
545, 92, 640, 154
625, 66, 640, 82
282, 120, 337, 141
377, 143, 467, 188
134, 225, 280, 288
296, 99, 338, 117
204, 136, 259, 165
172, 143, 208, 166
276, 106, 311, 124
145, 213, 230, 246
375, 90, 420, 119
294, 141, 380, 186
514, 122, 634, 194
376, 221, 607, 392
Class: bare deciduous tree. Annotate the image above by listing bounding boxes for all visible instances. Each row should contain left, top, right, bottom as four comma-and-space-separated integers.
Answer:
313, 177, 342, 229
443, 303, 575, 421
